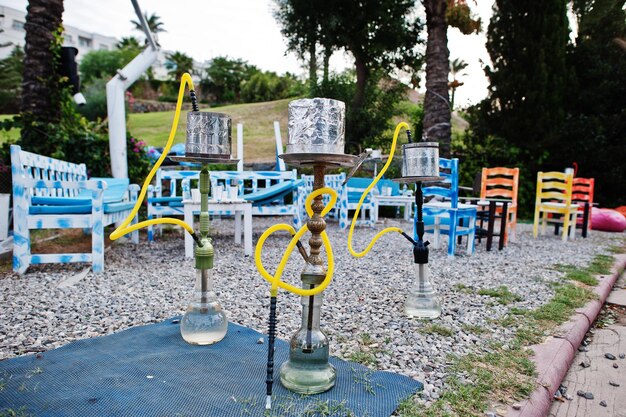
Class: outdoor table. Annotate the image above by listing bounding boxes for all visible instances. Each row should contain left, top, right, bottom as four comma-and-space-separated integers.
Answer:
183, 198, 253, 257
462, 198, 509, 251
372, 194, 414, 221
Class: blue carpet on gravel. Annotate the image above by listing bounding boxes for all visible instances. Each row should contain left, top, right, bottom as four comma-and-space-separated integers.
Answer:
0, 319, 422, 417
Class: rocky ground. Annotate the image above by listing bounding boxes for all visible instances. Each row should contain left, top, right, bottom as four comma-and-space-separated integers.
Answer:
1, 218, 622, 405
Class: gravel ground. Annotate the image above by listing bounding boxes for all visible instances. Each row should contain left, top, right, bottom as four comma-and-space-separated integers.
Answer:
1, 217, 623, 404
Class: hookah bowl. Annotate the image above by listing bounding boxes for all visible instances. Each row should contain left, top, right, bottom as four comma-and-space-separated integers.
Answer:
397, 138, 443, 319
171, 111, 238, 345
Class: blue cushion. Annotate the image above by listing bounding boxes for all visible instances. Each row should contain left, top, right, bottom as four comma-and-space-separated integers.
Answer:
30, 201, 135, 215
31, 178, 129, 206
245, 179, 303, 203
147, 197, 183, 205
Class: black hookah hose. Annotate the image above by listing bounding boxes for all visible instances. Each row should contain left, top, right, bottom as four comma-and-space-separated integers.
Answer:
189, 89, 200, 112
265, 295, 277, 410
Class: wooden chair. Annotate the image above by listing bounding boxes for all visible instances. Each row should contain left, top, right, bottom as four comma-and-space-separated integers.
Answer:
554, 177, 594, 238
480, 167, 519, 243
533, 171, 578, 241
421, 158, 477, 256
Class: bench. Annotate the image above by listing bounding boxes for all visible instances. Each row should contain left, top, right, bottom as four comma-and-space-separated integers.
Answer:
207, 170, 304, 228
10, 145, 139, 273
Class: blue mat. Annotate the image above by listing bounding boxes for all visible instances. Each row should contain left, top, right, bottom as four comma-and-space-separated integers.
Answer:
0, 320, 422, 417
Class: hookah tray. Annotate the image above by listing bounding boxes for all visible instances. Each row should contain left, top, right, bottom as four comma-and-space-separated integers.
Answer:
280, 153, 358, 168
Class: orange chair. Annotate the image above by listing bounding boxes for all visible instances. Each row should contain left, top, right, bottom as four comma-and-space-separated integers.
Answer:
556, 177, 594, 238
480, 167, 519, 243
533, 171, 578, 241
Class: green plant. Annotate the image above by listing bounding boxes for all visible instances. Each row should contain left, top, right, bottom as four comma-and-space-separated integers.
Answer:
421, 324, 454, 337
477, 286, 522, 305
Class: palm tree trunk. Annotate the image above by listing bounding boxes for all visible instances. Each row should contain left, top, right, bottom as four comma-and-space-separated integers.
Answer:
308, 41, 317, 93
423, 0, 451, 157
353, 54, 369, 112
20, 0, 64, 148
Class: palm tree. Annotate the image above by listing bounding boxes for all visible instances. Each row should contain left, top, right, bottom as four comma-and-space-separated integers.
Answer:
117, 36, 141, 50
20, 0, 64, 150
165, 51, 194, 80
449, 57, 468, 109
131, 12, 165, 45
422, 0, 451, 157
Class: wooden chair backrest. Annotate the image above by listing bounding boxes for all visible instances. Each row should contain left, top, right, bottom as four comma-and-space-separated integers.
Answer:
422, 158, 459, 208
480, 167, 519, 204
536, 171, 573, 205
572, 177, 594, 206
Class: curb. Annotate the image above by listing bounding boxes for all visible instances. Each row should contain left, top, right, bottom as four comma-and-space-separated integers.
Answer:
506, 253, 626, 417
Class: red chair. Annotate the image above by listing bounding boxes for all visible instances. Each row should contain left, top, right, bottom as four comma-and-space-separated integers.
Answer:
555, 177, 594, 238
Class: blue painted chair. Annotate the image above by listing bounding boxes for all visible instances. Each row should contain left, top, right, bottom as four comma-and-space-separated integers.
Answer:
338, 177, 379, 229
301, 173, 345, 223
147, 169, 200, 241
10, 145, 139, 273
418, 158, 476, 257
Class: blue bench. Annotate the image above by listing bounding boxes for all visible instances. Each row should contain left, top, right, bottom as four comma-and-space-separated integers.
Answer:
10, 145, 139, 273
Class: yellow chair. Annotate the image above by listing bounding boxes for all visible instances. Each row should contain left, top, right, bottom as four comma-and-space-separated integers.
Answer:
533, 171, 578, 241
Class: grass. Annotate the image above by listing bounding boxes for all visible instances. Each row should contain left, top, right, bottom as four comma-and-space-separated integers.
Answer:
127, 99, 291, 163
0, 408, 32, 417
553, 253, 616, 286
348, 333, 387, 368
460, 324, 486, 334
0, 115, 20, 144
477, 285, 522, 305
421, 324, 454, 338
396, 253, 607, 417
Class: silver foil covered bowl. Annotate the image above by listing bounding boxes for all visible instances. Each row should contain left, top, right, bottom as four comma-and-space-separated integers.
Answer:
185, 112, 232, 158
287, 98, 345, 154
402, 142, 439, 178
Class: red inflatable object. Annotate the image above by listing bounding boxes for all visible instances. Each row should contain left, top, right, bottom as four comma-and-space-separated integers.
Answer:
591, 207, 626, 232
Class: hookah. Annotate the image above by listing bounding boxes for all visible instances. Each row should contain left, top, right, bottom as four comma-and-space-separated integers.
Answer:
346, 123, 443, 319
110, 73, 238, 345
255, 98, 360, 409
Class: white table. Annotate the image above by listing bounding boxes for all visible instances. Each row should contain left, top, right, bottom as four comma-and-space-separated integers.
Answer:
183, 199, 253, 258
372, 195, 415, 221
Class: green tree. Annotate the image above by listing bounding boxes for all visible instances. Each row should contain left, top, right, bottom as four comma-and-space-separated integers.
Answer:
274, 0, 422, 109
555, 0, 626, 206
484, 0, 569, 157
80, 49, 138, 84
131, 12, 165, 45
165, 51, 194, 81
117, 36, 142, 51
201, 56, 258, 103
464, 0, 570, 215
0, 46, 24, 113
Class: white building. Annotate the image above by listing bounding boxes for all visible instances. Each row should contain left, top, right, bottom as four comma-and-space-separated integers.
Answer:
0, 5, 203, 81
0, 5, 117, 61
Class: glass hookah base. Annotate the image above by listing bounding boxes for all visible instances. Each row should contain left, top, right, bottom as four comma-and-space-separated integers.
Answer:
404, 295, 442, 319
180, 307, 228, 345
279, 349, 336, 394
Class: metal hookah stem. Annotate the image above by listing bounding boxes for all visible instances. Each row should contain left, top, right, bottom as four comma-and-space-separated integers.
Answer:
265, 295, 278, 409
200, 269, 208, 307
305, 284, 315, 351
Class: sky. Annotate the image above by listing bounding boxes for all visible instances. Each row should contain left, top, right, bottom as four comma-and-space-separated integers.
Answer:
2, 0, 494, 106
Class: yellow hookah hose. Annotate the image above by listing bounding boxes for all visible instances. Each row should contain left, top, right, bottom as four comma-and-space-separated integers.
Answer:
110, 73, 196, 241
347, 121, 409, 257
255, 187, 337, 297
